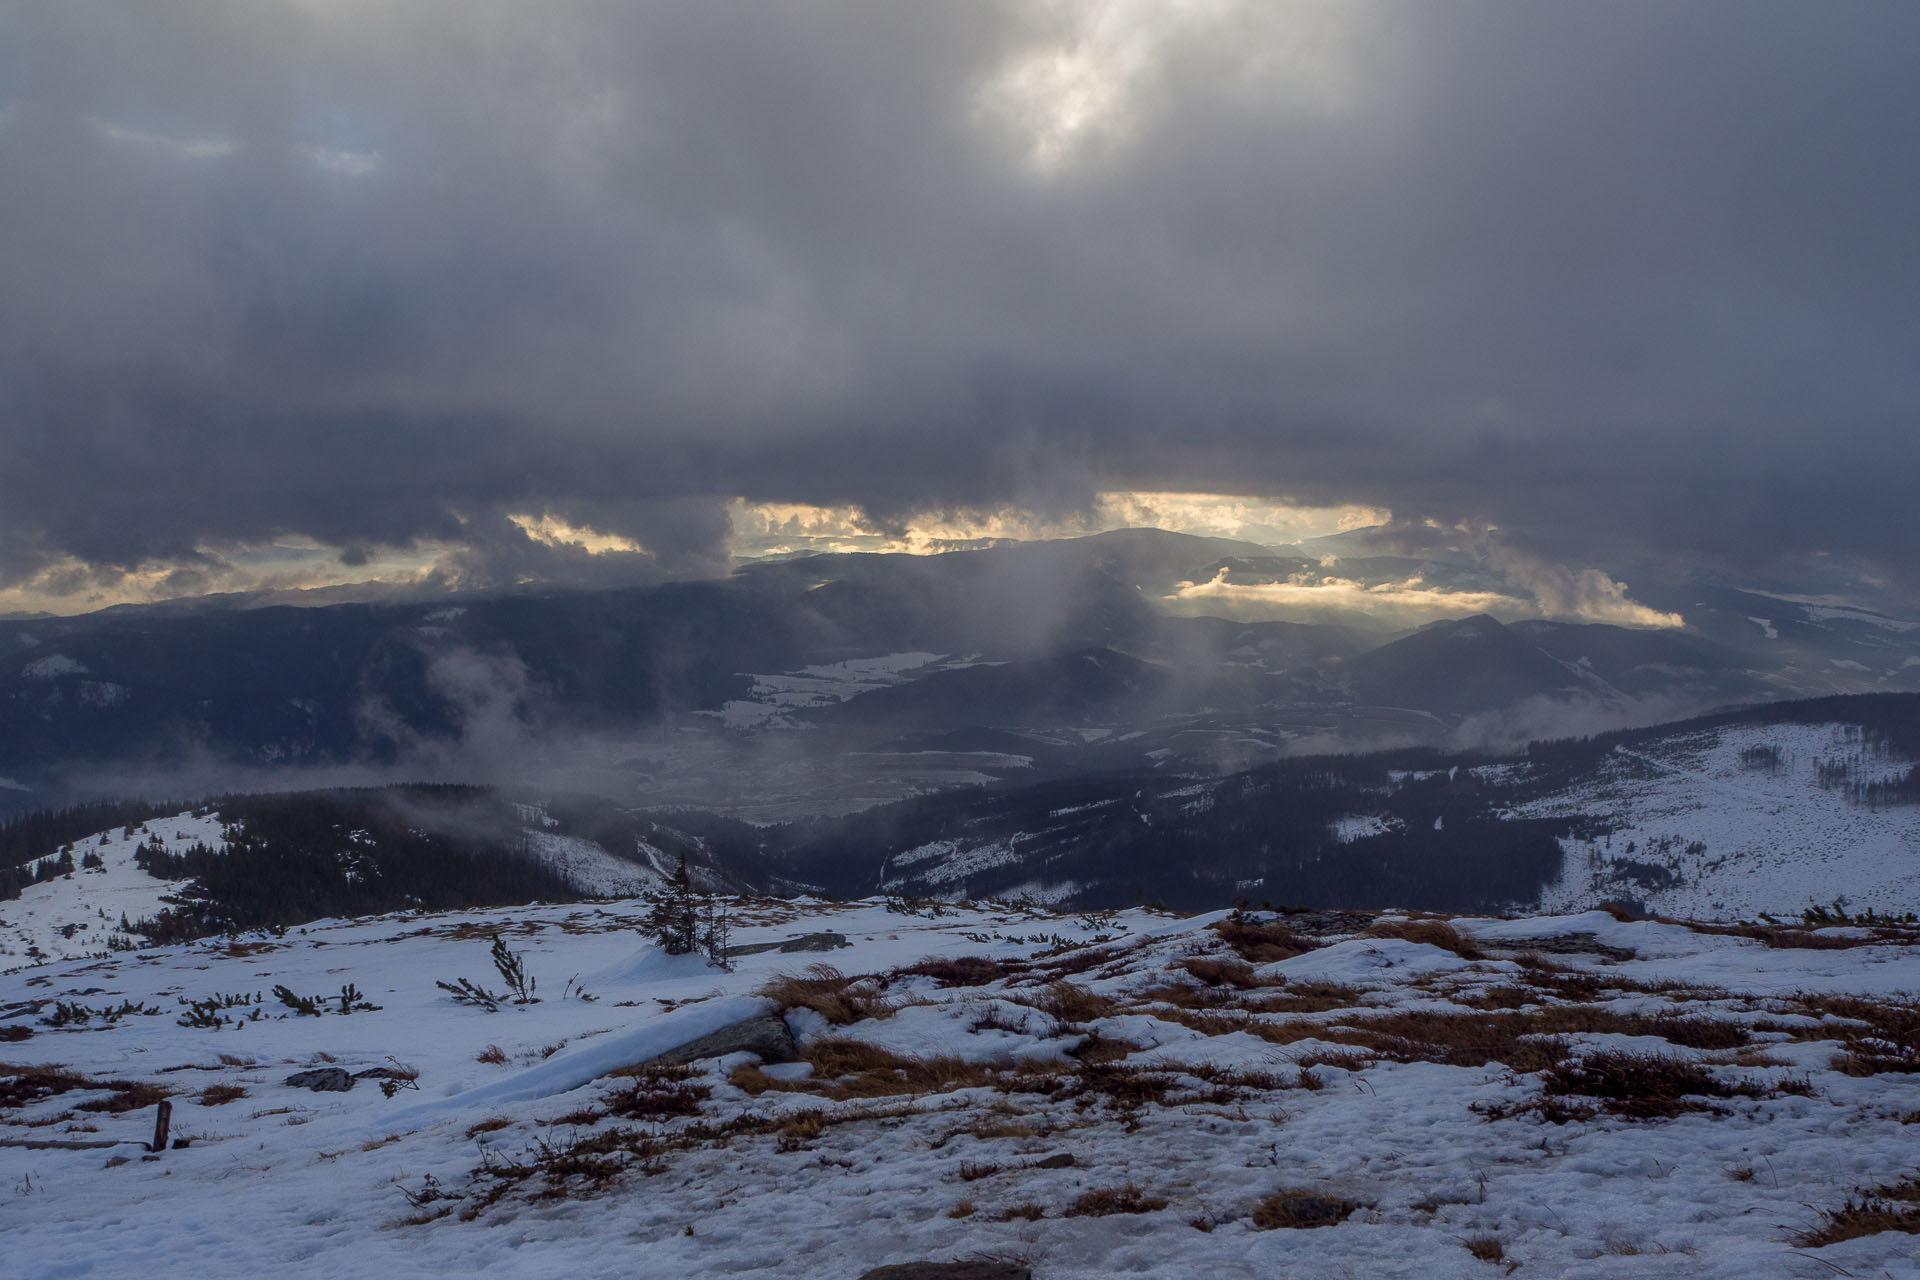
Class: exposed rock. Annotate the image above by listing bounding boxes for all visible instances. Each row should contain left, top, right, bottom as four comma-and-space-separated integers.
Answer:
727, 932, 852, 958
1274, 909, 1380, 936
1031, 1152, 1075, 1169
645, 1012, 797, 1067
351, 1066, 413, 1081
858, 1265, 1031, 1280
1490, 933, 1636, 961
283, 1067, 355, 1092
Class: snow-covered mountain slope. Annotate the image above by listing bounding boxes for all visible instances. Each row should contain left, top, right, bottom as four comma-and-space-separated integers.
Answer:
1515, 720, 1920, 919
0, 799, 685, 972
3, 897, 1918, 1278
0, 811, 227, 967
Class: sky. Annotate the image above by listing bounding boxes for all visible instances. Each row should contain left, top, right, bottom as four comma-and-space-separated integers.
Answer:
3, 2, 1917, 618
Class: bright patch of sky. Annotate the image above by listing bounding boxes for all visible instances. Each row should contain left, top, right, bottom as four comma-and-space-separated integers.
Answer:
725, 491, 1385, 559
507, 513, 648, 556
974, 0, 1365, 175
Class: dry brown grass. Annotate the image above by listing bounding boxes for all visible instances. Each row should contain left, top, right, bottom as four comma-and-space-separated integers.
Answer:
74, 1079, 172, 1113
1793, 1175, 1920, 1247
0, 1063, 104, 1108
731, 1039, 997, 1101
1456, 985, 1535, 1011
1365, 918, 1483, 959
475, 1044, 508, 1065
1537, 1051, 1769, 1120
1315, 1007, 1747, 1071
758, 965, 894, 1026
1067, 1182, 1169, 1217
900, 956, 1018, 987
196, 1083, 247, 1106
1251, 1189, 1359, 1230
1136, 982, 1233, 1012
1211, 914, 1321, 963
1245, 982, 1362, 1015
1793, 992, 1920, 1075
466, 1116, 513, 1138
1150, 1007, 1331, 1046
1021, 981, 1119, 1024
602, 1068, 711, 1121
1463, 1232, 1505, 1262
1177, 956, 1259, 988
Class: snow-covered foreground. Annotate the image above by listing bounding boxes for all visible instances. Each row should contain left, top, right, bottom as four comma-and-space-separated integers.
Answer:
3, 898, 1920, 1279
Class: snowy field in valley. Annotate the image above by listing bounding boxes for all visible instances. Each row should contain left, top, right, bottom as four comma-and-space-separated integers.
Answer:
700, 652, 950, 730
1517, 722, 1920, 920
4, 893, 1919, 1279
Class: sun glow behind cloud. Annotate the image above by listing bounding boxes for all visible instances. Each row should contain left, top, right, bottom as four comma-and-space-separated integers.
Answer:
1164, 566, 1683, 629
725, 491, 1385, 559
0, 491, 1675, 630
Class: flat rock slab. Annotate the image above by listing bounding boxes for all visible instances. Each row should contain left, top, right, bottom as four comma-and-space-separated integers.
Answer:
645, 1012, 797, 1066
284, 1067, 355, 1092
859, 1265, 1031, 1280
1492, 933, 1635, 961
728, 932, 852, 958
1275, 910, 1380, 936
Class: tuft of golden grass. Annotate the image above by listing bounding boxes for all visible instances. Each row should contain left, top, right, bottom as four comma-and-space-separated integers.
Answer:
196, 1082, 247, 1106
1793, 1175, 1920, 1246
758, 965, 894, 1026
75, 1079, 173, 1114
1022, 981, 1119, 1025
1177, 956, 1258, 988
1211, 914, 1320, 964
731, 1039, 997, 1102
1066, 1182, 1169, 1217
1365, 918, 1484, 959
1251, 1188, 1359, 1230
1463, 1232, 1504, 1262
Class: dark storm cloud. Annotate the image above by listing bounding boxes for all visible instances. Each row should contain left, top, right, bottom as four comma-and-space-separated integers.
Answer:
2, 1, 1917, 597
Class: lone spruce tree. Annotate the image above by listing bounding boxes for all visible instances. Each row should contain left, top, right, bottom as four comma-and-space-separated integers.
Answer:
646, 855, 699, 955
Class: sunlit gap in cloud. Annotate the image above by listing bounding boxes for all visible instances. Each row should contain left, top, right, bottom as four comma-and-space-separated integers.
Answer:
724, 492, 1384, 559
505, 513, 647, 556
1166, 569, 1683, 630
0, 541, 453, 618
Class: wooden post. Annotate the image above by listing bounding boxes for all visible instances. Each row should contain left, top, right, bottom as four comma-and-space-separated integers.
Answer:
149, 1099, 172, 1153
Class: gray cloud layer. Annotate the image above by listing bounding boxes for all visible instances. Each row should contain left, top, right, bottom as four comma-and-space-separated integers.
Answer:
3, 1, 1917, 598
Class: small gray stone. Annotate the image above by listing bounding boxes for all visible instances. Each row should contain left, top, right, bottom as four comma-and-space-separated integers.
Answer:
645, 1012, 797, 1067
1031, 1152, 1075, 1169
284, 1067, 355, 1092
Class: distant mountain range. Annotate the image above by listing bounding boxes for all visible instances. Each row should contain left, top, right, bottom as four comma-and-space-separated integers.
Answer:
3, 529, 1918, 820
5, 692, 1915, 962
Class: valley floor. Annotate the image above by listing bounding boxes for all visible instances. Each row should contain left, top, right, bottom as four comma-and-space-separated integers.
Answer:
2, 898, 1919, 1278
